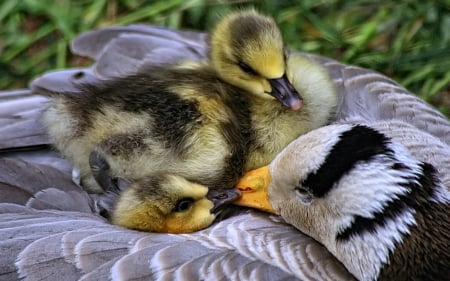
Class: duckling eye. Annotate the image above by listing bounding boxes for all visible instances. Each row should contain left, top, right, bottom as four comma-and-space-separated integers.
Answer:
175, 198, 194, 212
238, 61, 257, 75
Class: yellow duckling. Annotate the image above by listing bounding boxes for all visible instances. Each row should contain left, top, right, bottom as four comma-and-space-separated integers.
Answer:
89, 150, 240, 233
40, 10, 337, 233
209, 9, 301, 110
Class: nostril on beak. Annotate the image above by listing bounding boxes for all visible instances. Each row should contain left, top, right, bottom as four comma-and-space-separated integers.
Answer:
215, 193, 228, 200
207, 188, 241, 214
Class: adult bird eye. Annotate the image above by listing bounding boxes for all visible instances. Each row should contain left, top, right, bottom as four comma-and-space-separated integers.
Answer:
175, 198, 194, 212
295, 186, 313, 204
295, 186, 309, 196
238, 61, 257, 75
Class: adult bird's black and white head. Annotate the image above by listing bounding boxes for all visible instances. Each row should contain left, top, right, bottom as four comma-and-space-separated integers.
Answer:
235, 124, 450, 281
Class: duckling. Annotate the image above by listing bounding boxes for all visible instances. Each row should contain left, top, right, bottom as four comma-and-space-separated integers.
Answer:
39, 10, 337, 232
209, 9, 302, 110
235, 124, 450, 281
89, 150, 240, 233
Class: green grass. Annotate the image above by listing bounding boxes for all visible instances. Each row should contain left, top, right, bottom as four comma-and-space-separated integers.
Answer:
1, 0, 449, 116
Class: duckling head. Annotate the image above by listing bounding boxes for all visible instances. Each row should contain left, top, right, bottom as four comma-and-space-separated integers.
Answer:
210, 9, 302, 110
112, 174, 240, 233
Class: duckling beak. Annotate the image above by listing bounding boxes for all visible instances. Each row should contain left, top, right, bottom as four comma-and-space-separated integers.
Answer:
269, 74, 303, 110
233, 166, 278, 215
207, 188, 241, 214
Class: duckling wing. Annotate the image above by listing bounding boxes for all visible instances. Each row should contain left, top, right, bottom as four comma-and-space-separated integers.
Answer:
72, 25, 207, 78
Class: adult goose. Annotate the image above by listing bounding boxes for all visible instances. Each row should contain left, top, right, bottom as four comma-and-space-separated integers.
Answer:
1, 20, 449, 281
235, 123, 450, 281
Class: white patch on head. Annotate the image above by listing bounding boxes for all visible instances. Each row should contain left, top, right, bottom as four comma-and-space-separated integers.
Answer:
328, 152, 416, 218
269, 124, 354, 186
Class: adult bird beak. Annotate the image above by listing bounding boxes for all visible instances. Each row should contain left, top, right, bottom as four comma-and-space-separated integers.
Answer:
269, 73, 303, 110
233, 166, 278, 215
207, 188, 241, 214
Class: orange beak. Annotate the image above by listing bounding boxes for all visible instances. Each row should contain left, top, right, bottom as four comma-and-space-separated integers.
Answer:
233, 165, 278, 215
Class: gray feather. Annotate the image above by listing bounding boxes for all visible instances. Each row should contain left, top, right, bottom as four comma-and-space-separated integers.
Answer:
30, 68, 102, 96
0, 90, 50, 151
72, 25, 207, 60
0, 157, 91, 211
74, 230, 146, 273
71, 25, 207, 78
16, 233, 81, 281
0, 209, 103, 281
61, 227, 115, 266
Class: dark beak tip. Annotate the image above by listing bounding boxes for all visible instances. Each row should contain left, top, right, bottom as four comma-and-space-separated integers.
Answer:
208, 188, 242, 214
230, 188, 241, 199
269, 75, 303, 110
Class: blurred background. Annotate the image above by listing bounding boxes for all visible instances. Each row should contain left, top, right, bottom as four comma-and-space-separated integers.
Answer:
1, 0, 449, 116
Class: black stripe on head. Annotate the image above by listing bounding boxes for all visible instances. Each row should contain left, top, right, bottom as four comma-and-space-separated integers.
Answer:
302, 125, 393, 198
337, 162, 440, 241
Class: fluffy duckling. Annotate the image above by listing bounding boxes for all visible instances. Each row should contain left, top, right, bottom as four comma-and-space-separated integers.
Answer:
235, 124, 450, 281
40, 10, 336, 232
209, 9, 301, 110
89, 150, 240, 233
